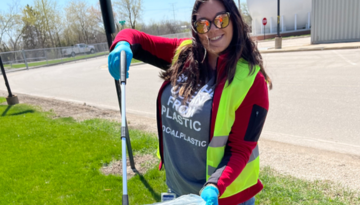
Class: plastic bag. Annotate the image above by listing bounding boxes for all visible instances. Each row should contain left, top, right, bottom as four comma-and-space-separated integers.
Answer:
147, 194, 206, 205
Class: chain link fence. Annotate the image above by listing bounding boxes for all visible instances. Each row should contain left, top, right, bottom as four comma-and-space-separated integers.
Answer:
159, 32, 192, 39
0, 32, 193, 73
0, 43, 109, 73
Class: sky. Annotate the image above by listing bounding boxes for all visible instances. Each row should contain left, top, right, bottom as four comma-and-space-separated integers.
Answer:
0, 0, 246, 25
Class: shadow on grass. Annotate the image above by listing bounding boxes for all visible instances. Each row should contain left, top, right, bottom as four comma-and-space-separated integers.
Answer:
1, 105, 12, 116
1, 105, 35, 117
8, 110, 35, 116
135, 170, 161, 202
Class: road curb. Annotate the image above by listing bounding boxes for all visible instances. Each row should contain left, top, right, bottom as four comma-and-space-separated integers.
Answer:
1, 54, 109, 74
260, 45, 360, 53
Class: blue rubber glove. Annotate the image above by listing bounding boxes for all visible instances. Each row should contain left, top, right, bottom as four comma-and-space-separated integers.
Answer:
201, 185, 219, 205
108, 41, 133, 80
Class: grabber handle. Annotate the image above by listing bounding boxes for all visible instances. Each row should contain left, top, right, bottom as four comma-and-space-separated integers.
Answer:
120, 50, 127, 84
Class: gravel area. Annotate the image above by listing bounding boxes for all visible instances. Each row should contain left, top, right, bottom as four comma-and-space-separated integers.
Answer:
101, 154, 157, 179
2, 92, 359, 194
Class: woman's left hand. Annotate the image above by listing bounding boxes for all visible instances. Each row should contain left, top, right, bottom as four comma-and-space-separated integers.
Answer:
200, 185, 219, 205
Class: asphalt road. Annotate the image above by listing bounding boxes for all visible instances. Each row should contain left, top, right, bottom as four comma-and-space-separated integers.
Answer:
1, 49, 359, 156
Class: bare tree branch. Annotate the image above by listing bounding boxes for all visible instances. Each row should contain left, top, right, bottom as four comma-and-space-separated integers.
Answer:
114, 0, 143, 29
240, 2, 252, 27
0, 1, 22, 51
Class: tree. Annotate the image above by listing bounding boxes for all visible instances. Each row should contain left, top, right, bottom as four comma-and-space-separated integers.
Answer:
52, 9, 64, 47
33, 0, 59, 47
140, 20, 191, 36
88, 4, 103, 26
65, 0, 91, 44
0, 2, 22, 51
22, 4, 45, 49
240, 2, 252, 27
7, 17, 23, 51
20, 0, 61, 49
64, 0, 103, 45
114, 0, 143, 29
87, 3, 107, 43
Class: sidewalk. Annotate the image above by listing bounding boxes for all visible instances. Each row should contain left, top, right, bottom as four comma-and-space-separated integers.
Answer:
258, 36, 360, 53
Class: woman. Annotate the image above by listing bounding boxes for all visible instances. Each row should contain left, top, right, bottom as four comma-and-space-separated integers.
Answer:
108, 0, 271, 204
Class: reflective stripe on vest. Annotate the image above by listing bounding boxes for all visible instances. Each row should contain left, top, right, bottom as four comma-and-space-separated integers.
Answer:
169, 40, 261, 199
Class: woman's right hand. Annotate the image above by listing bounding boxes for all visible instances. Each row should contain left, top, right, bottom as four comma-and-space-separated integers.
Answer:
108, 41, 133, 80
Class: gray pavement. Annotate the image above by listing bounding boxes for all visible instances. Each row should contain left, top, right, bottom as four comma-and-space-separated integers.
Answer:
258, 36, 311, 50
1, 49, 360, 157
261, 49, 360, 156
1, 59, 162, 118
258, 36, 360, 53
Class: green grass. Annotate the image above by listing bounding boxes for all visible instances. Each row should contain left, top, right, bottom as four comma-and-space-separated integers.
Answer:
132, 59, 141, 64
3, 52, 141, 69
0, 97, 359, 205
0, 99, 165, 205
257, 167, 359, 205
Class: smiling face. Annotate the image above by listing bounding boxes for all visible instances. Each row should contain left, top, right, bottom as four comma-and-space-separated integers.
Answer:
195, 0, 233, 55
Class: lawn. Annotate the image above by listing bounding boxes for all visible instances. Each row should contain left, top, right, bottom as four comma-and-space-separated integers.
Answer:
0, 98, 359, 205
0, 100, 165, 205
3, 53, 141, 70
257, 167, 359, 204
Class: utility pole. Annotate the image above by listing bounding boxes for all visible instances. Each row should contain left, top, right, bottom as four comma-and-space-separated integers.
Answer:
277, 0, 280, 37
275, 0, 282, 49
238, 0, 241, 13
170, 3, 177, 21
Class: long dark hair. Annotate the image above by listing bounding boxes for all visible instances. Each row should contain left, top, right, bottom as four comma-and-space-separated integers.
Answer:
160, 0, 272, 101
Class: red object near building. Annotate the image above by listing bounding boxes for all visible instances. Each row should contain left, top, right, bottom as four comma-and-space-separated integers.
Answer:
262, 18, 267, 26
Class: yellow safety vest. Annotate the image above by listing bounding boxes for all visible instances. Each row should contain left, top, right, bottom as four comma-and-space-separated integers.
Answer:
164, 40, 261, 198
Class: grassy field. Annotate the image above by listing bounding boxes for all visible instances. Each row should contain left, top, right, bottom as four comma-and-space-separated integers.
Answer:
0, 98, 359, 205
3, 52, 141, 70
258, 167, 359, 205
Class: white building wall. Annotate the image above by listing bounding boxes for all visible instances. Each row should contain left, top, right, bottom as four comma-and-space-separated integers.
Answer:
247, 0, 312, 35
311, 0, 360, 44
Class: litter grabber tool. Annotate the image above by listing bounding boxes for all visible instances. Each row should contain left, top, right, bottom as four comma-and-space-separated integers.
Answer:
98, 0, 135, 172
99, 2, 135, 203
115, 78, 136, 172
120, 50, 130, 205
